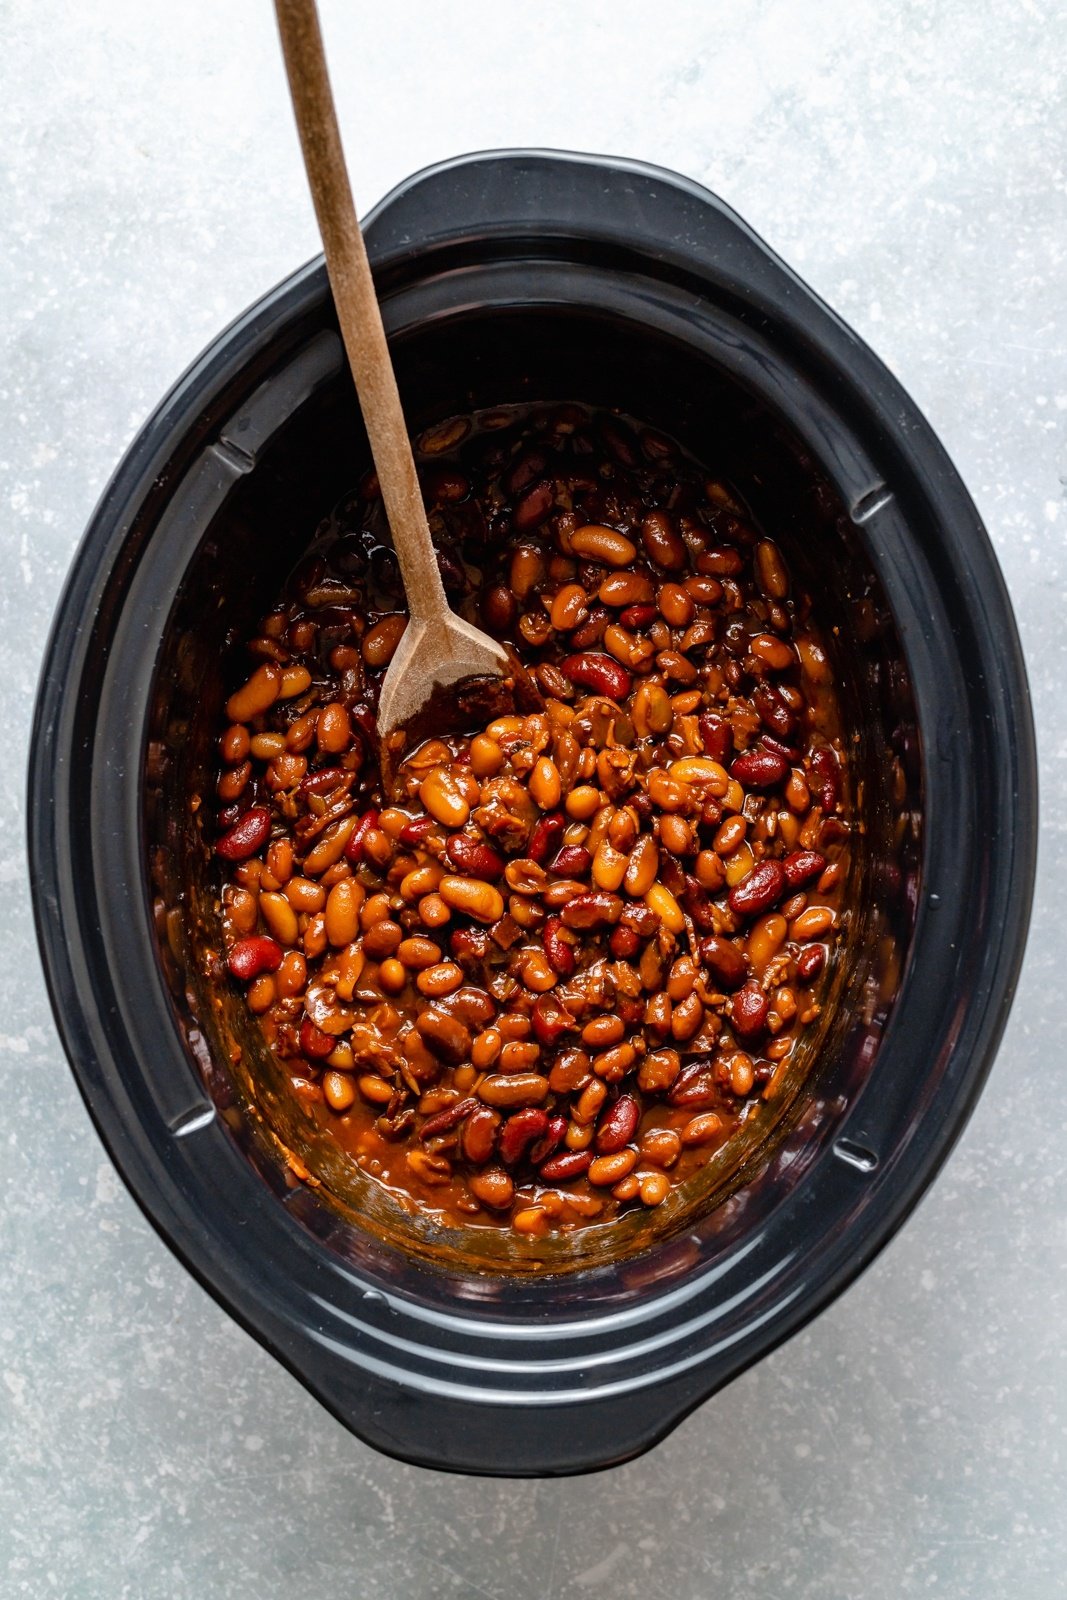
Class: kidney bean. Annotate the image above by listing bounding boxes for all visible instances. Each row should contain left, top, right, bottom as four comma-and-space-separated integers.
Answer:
228, 935, 283, 981
609, 925, 641, 958
728, 859, 787, 917
559, 652, 632, 700
419, 1097, 479, 1141
811, 746, 842, 810
498, 1108, 549, 1164
730, 747, 790, 788
530, 993, 574, 1046
344, 808, 380, 864
527, 811, 565, 863
506, 447, 549, 497
619, 603, 658, 630
539, 1149, 593, 1182
299, 1016, 336, 1059
446, 833, 506, 880
595, 1095, 639, 1153
668, 1061, 718, 1107
754, 683, 796, 742
461, 1105, 501, 1164
542, 916, 577, 977
216, 806, 271, 861
530, 1113, 568, 1165
698, 934, 748, 989
783, 848, 827, 889
513, 479, 555, 530
731, 980, 770, 1041
797, 944, 826, 982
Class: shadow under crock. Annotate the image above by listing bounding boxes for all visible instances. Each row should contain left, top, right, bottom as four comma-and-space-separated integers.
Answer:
29, 151, 1036, 1475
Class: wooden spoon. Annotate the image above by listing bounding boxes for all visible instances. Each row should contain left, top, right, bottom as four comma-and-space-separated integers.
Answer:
274, 0, 520, 763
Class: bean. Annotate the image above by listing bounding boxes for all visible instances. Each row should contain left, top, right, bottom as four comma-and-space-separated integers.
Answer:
417, 962, 465, 998
303, 815, 358, 875
520, 951, 557, 993
592, 841, 628, 891
755, 539, 789, 599
225, 662, 282, 723
542, 916, 577, 977
445, 834, 505, 880
565, 785, 601, 821
539, 1149, 592, 1181
325, 879, 362, 947
618, 603, 658, 630
797, 944, 826, 982
550, 844, 591, 877
641, 510, 686, 569
731, 980, 770, 1041
730, 747, 789, 788
416, 1008, 472, 1064
362, 919, 402, 958
216, 806, 271, 862
358, 1074, 394, 1106
259, 891, 298, 946
640, 1127, 682, 1168
317, 702, 351, 754
670, 991, 704, 1041
659, 814, 692, 856
645, 882, 685, 934
528, 811, 566, 863
589, 1149, 638, 1186
469, 1167, 515, 1209
582, 1014, 625, 1048
631, 682, 673, 738
728, 1051, 756, 1096
228, 936, 283, 981
478, 1073, 550, 1108
599, 571, 654, 607
221, 723, 250, 763
791, 905, 835, 940
681, 1112, 724, 1147
697, 711, 732, 765
752, 633, 795, 671
638, 1171, 671, 1206
284, 876, 325, 916
647, 769, 690, 812
550, 583, 589, 632
462, 1105, 501, 1164
622, 836, 659, 897
571, 523, 637, 567
699, 934, 748, 990
217, 760, 251, 802
499, 1108, 549, 1164
419, 768, 470, 829
299, 1016, 336, 1059
378, 957, 406, 993
438, 876, 505, 924
595, 1095, 639, 1153
811, 746, 843, 811
593, 1042, 636, 1081
529, 757, 562, 810
559, 652, 632, 700
323, 1071, 357, 1112
728, 860, 787, 917
748, 913, 787, 970
513, 480, 555, 532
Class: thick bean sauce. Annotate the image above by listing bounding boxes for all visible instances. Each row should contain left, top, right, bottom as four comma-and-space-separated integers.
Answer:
210, 404, 850, 1239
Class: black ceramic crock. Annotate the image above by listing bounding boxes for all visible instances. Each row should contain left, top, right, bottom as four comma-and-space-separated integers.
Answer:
29, 151, 1036, 1475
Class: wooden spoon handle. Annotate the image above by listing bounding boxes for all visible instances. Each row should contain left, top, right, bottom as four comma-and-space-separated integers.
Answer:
274, 0, 446, 622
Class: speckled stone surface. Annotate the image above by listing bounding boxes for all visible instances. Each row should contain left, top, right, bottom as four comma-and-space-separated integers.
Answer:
2, 1, 1064, 1595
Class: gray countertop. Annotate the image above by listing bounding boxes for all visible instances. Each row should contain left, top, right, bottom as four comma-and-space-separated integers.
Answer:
2, 2, 1063, 1596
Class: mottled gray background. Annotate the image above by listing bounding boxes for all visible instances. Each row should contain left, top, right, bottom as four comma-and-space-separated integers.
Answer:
2, 1, 1064, 1595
